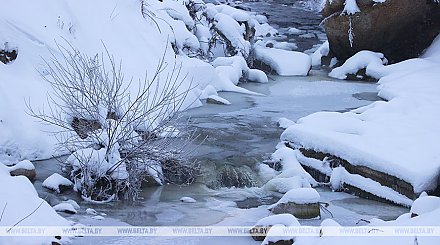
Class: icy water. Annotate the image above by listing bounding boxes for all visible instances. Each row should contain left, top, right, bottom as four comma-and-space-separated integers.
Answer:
31, 1, 409, 244
33, 71, 408, 244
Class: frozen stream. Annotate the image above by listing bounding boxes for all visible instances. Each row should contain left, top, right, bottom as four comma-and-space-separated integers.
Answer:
33, 71, 408, 244
31, 1, 409, 244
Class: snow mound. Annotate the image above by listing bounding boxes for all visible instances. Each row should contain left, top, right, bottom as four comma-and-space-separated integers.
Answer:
261, 224, 294, 245
255, 213, 300, 227
8, 160, 35, 170
277, 118, 295, 129
255, 47, 311, 76
410, 196, 440, 216
0, 164, 69, 245
180, 196, 197, 203
328, 50, 387, 79
263, 176, 310, 194
42, 173, 73, 193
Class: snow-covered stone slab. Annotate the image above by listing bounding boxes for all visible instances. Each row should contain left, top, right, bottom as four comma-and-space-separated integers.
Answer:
43, 173, 73, 193
281, 36, 440, 201
254, 47, 311, 76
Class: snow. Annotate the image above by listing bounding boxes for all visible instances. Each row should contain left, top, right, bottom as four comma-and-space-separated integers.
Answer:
255, 47, 312, 76
310, 41, 329, 66
86, 208, 98, 215
180, 196, 197, 203
271, 147, 318, 187
296, 194, 440, 245
261, 224, 294, 245
328, 51, 387, 79
42, 173, 73, 193
269, 188, 320, 208
342, 0, 361, 15
8, 160, 34, 171
410, 196, 440, 216
0, 0, 274, 164
53, 202, 77, 214
0, 164, 70, 245
277, 118, 295, 129
330, 167, 413, 207
246, 69, 269, 83
263, 176, 310, 194
281, 35, 440, 196
287, 27, 305, 35
255, 213, 300, 227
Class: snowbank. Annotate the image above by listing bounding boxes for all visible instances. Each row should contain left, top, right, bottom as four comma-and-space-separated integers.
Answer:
0, 164, 70, 245
255, 47, 312, 76
281, 36, 440, 198
0, 0, 274, 164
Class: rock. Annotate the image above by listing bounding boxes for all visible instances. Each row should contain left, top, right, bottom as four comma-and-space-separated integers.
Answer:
269, 188, 321, 219
9, 160, 36, 181
218, 165, 258, 188
42, 173, 73, 193
322, 0, 440, 63
206, 95, 231, 105
53, 202, 77, 214
270, 202, 320, 219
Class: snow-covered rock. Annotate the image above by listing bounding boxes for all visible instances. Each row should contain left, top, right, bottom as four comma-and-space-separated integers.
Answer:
8, 160, 36, 180
269, 188, 321, 219
251, 214, 300, 241
53, 202, 77, 214
254, 47, 311, 76
42, 173, 73, 193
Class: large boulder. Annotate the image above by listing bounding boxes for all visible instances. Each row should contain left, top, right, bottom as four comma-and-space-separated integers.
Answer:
322, 0, 440, 63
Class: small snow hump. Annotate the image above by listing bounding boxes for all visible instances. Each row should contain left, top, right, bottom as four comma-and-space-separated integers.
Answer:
180, 196, 197, 203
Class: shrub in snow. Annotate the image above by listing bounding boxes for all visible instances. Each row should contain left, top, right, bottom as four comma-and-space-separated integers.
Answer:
29, 45, 199, 202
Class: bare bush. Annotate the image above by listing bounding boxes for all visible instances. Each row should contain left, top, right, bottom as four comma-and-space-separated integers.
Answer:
28, 43, 199, 202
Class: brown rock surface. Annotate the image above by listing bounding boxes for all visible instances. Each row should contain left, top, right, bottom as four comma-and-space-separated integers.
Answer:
322, 0, 440, 63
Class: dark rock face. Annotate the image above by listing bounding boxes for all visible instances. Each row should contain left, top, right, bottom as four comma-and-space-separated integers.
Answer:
322, 0, 440, 63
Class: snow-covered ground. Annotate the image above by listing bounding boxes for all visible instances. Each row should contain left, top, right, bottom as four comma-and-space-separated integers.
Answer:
0, 0, 282, 164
